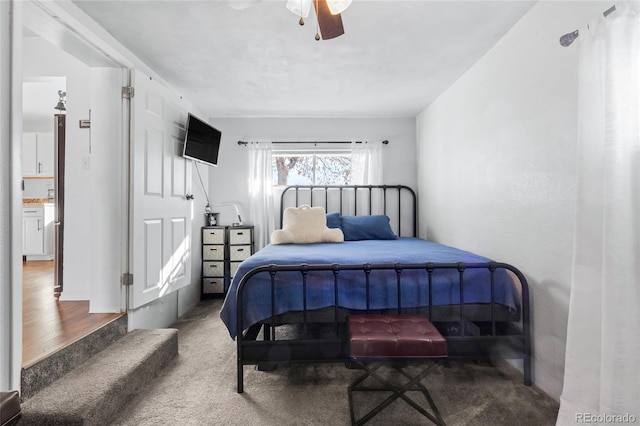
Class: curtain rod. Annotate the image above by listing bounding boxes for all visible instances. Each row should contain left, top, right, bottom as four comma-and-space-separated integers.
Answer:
560, 4, 616, 47
237, 140, 389, 146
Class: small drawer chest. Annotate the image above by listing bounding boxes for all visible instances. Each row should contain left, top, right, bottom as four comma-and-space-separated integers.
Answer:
201, 225, 254, 298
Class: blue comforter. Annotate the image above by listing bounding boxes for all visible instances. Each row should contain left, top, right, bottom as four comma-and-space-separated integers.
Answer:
220, 238, 518, 339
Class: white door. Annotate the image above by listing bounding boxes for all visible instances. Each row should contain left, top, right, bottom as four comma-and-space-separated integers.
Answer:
129, 69, 192, 309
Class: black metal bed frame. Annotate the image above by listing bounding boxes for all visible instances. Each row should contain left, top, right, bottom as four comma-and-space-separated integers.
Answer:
279, 185, 417, 237
234, 185, 531, 393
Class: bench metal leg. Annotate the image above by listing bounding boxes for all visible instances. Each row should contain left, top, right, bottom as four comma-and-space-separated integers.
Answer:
348, 361, 446, 426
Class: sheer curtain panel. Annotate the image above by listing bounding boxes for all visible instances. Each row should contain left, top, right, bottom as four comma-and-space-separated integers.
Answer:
247, 142, 275, 250
351, 141, 383, 185
351, 141, 383, 215
557, 5, 639, 424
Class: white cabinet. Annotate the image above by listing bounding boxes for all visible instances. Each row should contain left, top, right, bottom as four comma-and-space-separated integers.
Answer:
22, 133, 38, 176
22, 132, 54, 177
23, 204, 54, 259
23, 207, 44, 255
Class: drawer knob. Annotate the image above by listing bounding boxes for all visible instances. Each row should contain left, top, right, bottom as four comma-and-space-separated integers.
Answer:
237, 248, 244, 252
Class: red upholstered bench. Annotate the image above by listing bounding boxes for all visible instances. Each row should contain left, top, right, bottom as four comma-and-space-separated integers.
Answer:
347, 315, 447, 426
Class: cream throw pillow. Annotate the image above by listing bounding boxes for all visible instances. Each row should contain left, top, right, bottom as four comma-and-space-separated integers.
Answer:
271, 205, 344, 244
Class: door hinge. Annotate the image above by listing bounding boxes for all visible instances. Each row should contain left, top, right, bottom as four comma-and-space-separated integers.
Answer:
122, 273, 134, 286
122, 86, 135, 99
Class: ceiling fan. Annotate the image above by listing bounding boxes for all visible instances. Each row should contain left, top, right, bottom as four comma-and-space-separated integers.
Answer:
225, 0, 352, 41
286, 0, 352, 40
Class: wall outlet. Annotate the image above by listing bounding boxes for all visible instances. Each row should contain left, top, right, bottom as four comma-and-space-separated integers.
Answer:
82, 157, 91, 170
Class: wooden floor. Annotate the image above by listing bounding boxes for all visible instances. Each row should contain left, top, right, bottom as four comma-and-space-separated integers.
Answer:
22, 260, 123, 368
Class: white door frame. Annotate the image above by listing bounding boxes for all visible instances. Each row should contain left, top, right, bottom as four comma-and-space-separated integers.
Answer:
4, 0, 135, 392
3, 0, 25, 392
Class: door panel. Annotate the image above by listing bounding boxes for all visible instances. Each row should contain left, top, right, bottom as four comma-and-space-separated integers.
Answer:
130, 69, 192, 309
144, 127, 164, 197
144, 219, 163, 291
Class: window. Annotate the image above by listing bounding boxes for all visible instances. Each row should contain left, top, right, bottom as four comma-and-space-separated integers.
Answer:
272, 148, 352, 186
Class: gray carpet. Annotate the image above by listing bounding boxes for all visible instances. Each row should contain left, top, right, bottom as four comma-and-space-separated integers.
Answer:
21, 315, 128, 400
112, 300, 559, 426
21, 329, 178, 425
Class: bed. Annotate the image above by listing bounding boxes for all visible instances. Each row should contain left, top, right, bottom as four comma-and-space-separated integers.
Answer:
219, 185, 531, 393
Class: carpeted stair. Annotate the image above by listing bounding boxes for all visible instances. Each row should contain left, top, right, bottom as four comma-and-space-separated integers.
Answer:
22, 316, 129, 400
19, 328, 178, 425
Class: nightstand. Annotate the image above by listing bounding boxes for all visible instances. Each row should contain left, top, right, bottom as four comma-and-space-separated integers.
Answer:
201, 225, 254, 298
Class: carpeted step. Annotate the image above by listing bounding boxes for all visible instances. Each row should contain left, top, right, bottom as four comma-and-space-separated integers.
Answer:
19, 328, 178, 426
21, 315, 128, 400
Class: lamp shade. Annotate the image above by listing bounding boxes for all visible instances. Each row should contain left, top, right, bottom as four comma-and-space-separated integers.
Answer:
326, 0, 352, 15
286, 0, 312, 17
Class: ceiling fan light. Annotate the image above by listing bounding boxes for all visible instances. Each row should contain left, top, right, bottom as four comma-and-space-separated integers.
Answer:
286, 0, 312, 18
326, 0, 351, 15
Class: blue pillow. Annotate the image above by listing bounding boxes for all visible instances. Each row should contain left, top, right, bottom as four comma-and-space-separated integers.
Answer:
340, 215, 397, 241
326, 212, 342, 229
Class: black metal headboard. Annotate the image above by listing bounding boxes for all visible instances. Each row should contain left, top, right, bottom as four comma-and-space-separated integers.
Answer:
279, 185, 417, 237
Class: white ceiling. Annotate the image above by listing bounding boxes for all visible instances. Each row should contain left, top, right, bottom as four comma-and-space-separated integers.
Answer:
70, 0, 536, 118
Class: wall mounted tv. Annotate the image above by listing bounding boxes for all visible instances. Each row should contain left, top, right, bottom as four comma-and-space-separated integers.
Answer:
182, 113, 221, 167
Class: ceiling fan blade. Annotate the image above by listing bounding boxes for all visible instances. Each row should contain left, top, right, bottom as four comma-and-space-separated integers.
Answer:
314, 0, 345, 40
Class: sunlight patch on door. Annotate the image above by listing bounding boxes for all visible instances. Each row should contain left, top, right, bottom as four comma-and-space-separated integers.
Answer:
144, 219, 163, 290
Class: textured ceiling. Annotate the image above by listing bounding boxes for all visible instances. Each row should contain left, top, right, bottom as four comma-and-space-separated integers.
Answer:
70, 0, 536, 118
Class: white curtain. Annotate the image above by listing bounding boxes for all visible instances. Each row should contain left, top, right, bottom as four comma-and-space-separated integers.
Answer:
351, 141, 383, 185
247, 141, 275, 250
351, 141, 384, 215
557, 5, 639, 424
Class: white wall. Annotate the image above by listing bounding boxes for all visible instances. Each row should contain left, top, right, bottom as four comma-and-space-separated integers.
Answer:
88, 67, 125, 313
23, 178, 53, 198
416, 1, 612, 400
208, 117, 417, 227
181, 181, 206, 316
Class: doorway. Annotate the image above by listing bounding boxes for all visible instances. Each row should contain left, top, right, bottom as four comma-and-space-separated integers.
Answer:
20, 79, 120, 367
21, 77, 63, 366
21, 2, 126, 368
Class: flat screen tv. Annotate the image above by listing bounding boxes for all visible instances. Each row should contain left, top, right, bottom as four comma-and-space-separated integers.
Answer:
182, 113, 221, 166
